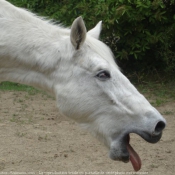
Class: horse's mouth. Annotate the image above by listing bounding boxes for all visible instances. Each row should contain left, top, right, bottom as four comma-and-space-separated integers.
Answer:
109, 131, 162, 171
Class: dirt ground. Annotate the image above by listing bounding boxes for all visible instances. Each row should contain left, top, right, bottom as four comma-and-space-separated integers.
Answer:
0, 90, 174, 175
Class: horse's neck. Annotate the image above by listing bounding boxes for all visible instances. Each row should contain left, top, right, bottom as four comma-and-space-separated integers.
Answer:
0, 1, 70, 94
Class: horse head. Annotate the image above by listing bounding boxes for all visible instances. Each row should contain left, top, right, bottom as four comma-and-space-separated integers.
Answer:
53, 17, 166, 171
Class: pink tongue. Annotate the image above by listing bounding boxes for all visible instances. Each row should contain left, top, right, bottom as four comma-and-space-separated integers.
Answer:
127, 141, 141, 171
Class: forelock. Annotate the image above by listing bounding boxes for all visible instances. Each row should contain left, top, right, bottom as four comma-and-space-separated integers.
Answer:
85, 36, 118, 68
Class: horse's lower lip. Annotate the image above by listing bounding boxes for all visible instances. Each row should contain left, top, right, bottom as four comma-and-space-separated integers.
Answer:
109, 134, 130, 162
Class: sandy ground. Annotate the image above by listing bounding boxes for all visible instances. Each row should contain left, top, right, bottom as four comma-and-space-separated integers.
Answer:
0, 90, 174, 175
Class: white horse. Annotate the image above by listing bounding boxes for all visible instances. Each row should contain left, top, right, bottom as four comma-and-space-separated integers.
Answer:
0, 0, 166, 171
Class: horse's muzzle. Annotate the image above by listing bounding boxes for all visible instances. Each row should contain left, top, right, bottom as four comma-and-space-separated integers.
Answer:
109, 120, 166, 170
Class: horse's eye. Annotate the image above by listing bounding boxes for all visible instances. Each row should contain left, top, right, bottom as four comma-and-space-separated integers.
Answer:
96, 70, 111, 81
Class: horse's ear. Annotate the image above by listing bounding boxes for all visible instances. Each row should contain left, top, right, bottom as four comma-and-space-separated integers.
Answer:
87, 21, 102, 39
70, 16, 87, 50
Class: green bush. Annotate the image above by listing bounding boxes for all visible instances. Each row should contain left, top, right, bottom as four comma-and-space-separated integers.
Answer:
7, 0, 175, 73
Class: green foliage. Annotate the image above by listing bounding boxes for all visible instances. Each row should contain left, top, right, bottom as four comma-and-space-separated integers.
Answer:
0, 82, 39, 93
112, 0, 175, 73
7, 0, 175, 73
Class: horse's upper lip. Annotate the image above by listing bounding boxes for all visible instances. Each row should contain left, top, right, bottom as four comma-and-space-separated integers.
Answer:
137, 130, 162, 143
109, 130, 163, 170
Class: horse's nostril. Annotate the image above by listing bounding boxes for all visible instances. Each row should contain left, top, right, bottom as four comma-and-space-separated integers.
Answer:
154, 121, 166, 134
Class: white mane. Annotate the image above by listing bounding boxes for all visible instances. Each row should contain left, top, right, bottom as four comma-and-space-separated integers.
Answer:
86, 37, 117, 66
0, 0, 69, 35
